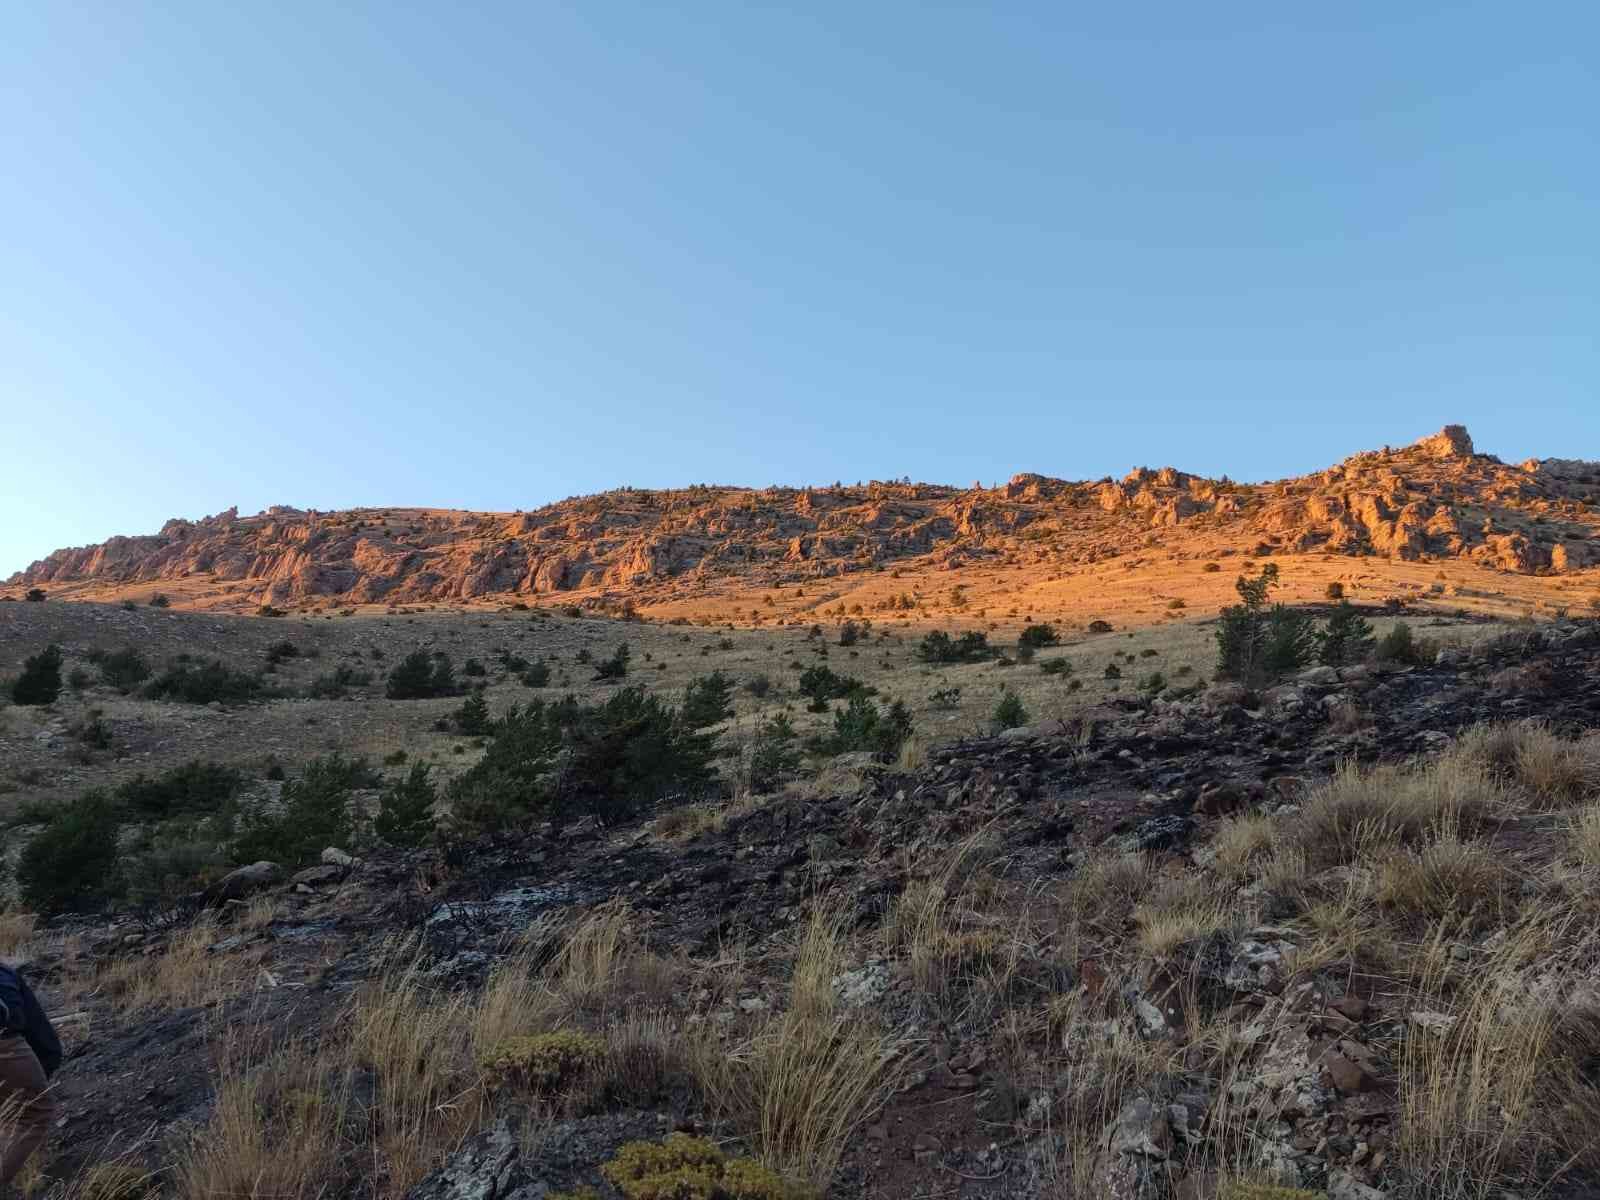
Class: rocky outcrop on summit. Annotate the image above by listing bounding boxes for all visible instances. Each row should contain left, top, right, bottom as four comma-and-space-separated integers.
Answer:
10, 427, 1599, 609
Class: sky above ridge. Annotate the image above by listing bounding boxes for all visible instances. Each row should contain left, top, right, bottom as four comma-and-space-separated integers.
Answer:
3, 2, 1596, 574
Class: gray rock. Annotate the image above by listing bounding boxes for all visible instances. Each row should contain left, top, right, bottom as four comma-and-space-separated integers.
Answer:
832, 961, 890, 1008
401, 1120, 545, 1200
214, 861, 281, 901
1297, 665, 1340, 686
1327, 1170, 1389, 1200
320, 846, 357, 867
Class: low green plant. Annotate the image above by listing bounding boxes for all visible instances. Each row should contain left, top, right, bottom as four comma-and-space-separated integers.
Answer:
600, 1135, 800, 1200
144, 660, 265, 704
233, 753, 375, 867
478, 1031, 605, 1095
593, 643, 631, 682
810, 694, 913, 757
993, 691, 1028, 730
117, 760, 242, 818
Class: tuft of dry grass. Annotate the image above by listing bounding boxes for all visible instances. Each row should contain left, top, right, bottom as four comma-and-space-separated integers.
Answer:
1399, 914, 1600, 1196
1133, 872, 1240, 959
348, 951, 485, 1199
1570, 805, 1600, 868
697, 904, 909, 1192
175, 1038, 356, 1200
0, 909, 38, 958
653, 803, 724, 841
96, 917, 267, 1011
1286, 754, 1502, 868
1373, 828, 1515, 930
1212, 813, 1276, 880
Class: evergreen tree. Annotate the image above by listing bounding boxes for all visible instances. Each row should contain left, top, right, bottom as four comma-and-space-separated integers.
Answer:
1318, 602, 1376, 666
374, 763, 437, 847
681, 671, 735, 728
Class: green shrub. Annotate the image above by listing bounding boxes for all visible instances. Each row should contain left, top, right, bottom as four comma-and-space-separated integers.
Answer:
797, 666, 873, 713
682, 672, 735, 728
99, 647, 151, 692
1318, 601, 1375, 667
478, 1031, 604, 1095
462, 658, 487, 677
600, 1135, 799, 1200
67, 668, 91, 692
122, 838, 229, 905
25, 588, 46, 602
744, 673, 772, 699
17, 793, 121, 913
1377, 622, 1434, 666
386, 649, 457, 699
264, 640, 299, 665
993, 691, 1028, 730
522, 659, 552, 688
149, 593, 170, 608
1018, 623, 1060, 650
1325, 581, 1345, 600
144, 660, 265, 704
810, 694, 913, 757
374, 763, 437, 847
233, 753, 374, 867
916, 630, 995, 664
1039, 657, 1072, 676
117, 760, 242, 818
11, 645, 63, 706
838, 620, 861, 647
593, 643, 631, 682
929, 686, 962, 709
306, 665, 372, 699
447, 688, 719, 835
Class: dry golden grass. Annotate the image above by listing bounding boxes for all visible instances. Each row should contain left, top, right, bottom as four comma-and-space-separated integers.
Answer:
95, 917, 267, 1011
0, 909, 38, 958
1571, 805, 1600, 867
696, 904, 909, 1191
1373, 830, 1516, 930
175, 1037, 356, 1200
1133, 872, 1241, 958
1211, 813, 1276, 880
349, 953, 485, 1199
1398, 914, 1600, 1196
1285, 753, 1502, 868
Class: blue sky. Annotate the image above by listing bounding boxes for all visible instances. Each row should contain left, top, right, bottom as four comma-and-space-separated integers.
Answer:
3, 3, 1595, 575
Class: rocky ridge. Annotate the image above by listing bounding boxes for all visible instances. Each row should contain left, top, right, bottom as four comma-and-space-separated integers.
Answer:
11, 426, 1600, 610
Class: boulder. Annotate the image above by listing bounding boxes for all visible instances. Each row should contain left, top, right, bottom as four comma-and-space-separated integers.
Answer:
213, 862, 281, 901
321, 846, 357, 867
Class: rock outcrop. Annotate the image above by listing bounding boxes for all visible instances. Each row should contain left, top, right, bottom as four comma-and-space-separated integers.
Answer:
9, 427, 1599, 609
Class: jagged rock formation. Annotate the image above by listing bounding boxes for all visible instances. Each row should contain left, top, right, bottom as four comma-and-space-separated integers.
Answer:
10, 427, 1599, 609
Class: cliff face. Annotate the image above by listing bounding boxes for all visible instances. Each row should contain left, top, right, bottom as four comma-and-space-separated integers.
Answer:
10, 427, 1600, 609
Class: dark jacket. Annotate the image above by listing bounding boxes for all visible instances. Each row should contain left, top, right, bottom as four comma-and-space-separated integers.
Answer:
0, 965, 62, 1077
